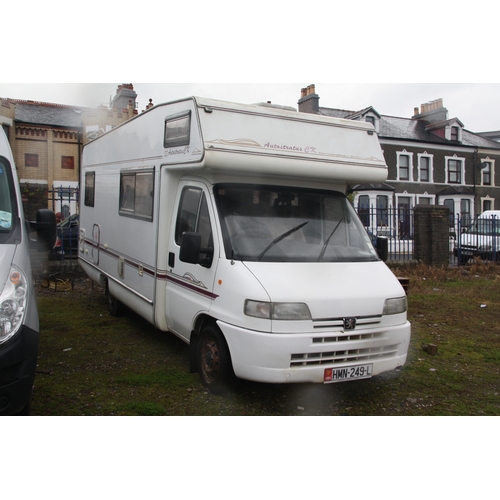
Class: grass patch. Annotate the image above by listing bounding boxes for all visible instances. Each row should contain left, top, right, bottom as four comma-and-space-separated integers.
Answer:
31, 266, 500, 416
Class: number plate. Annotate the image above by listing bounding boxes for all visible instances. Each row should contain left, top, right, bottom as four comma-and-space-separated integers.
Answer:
324, 364, 373, 383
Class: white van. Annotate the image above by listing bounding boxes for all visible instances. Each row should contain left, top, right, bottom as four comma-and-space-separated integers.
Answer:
79, 96, 411, 392
0, 129, 56, 415
458, 210, 500, 263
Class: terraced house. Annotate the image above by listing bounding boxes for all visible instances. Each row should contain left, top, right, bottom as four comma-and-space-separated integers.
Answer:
298, 85, 500, 238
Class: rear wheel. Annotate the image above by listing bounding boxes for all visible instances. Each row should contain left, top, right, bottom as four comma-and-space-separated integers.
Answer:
106, 280, 125, 317
197, 324, 235, 394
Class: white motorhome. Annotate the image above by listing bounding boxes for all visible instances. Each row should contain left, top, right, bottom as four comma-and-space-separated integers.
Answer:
79, 96, 411, 392
458, 210, 500, 263
0, 129, 56, 415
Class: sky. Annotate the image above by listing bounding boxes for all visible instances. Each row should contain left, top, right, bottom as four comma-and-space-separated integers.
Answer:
3, 2, 498, 134
0, 82, 499, 133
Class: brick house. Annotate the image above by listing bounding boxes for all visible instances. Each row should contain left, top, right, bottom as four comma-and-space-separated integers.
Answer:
0, 84, 139, 218
297, 85, 500, 238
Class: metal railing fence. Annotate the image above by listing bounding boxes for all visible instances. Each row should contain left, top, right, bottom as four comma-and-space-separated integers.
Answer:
355, 206, 414, 262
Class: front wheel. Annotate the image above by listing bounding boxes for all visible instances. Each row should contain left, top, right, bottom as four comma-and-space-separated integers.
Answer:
197, 324, 235, 394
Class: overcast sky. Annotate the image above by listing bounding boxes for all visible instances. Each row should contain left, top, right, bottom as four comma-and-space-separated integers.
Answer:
0, 82, 498, 133
0, 82, 500, 132
3, 2, 498, 134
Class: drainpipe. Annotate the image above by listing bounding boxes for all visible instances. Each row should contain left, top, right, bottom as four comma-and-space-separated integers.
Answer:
473, 149, 478, 215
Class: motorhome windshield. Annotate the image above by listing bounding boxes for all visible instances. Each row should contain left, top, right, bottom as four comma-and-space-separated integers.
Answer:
214, 184, 379, 263
0, 157, 15, 239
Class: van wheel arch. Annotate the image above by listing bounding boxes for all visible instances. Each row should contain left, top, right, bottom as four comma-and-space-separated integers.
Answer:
194, 320, 235, 394
105, 279, 126, 317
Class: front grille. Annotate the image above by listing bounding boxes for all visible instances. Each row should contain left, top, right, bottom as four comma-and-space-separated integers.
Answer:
290, 343, 399, 367
312, 314, 382, 330
312, 331, 383, 343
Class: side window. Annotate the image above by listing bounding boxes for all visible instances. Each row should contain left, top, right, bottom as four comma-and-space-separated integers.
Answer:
164, 111, 191, 149
84, 171, 95, 207
175, 187, 214, 267
119, 170, 154, 221
175, 187, 213, 248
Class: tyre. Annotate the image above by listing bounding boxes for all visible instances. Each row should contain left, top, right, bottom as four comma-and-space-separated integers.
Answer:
14, 390, 32, 416
105, 280, 125, 317
197, 324, 235, 394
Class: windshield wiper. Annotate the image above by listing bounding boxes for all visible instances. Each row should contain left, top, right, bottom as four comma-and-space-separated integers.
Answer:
257, 221, 309, 261
318, 217, 344, 261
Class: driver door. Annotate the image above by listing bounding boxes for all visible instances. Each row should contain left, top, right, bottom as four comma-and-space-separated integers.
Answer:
165, 181, 219, 341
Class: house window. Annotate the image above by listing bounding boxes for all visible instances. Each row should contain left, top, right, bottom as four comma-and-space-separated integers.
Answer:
418, 197, 432, 205
447, 158, 464, 184
397, 153, 411, 181
482, 199, 493, 212
450, 126, 459, 141
397, 196, 412, 239
376, 195, 388, 226
461, 199, 471, 225
25, 153, 39, 168
365, 116, 375, 126
443, 199, 455, 227
481, 160, 493, 186
62, 156, 74, 169
357, 195, 370, 226
119, 169, 154, 221
419, 156, 431, 182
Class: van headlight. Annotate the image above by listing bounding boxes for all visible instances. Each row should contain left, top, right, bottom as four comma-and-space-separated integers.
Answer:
0, 265, 28, 344
383, 296, 407, 315
244, 300, 312, 320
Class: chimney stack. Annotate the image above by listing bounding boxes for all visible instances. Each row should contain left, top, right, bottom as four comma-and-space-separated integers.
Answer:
412, 98, 448, 123
111, 83, 138, 111
298, 84, 319, 114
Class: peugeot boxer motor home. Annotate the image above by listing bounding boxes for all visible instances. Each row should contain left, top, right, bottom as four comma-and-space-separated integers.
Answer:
79, 97, 411, 392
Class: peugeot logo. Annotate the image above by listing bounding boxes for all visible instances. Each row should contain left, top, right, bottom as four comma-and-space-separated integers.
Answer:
343, 317, 357, 330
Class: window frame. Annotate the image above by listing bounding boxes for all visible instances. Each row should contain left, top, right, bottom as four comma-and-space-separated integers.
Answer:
481, 159, 494, 186
25, 153, 39, 168
61, 155, 75, 170
397, 152, 412, 181
417, 153, 433, 183
164, 110, 191, 149
118, 168, 155, 222
445, 156, 465, 185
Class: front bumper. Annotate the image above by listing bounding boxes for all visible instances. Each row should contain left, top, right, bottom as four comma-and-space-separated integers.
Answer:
218, 320, 411, 384
0, 325, 39, 415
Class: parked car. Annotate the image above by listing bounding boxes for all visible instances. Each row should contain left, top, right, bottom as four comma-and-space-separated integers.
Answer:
48, 213, 79, 260
455, 211, 500, 263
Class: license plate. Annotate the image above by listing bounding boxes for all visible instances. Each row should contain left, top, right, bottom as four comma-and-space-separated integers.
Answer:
324, 364, 373, 383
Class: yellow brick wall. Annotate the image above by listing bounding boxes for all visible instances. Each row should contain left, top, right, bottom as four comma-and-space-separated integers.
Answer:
13, 126, 80, 186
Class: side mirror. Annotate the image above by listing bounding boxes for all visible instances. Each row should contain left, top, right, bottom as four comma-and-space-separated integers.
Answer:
29, 209, 57, 251
179, 232, 202, 264
376, 236, 388, 262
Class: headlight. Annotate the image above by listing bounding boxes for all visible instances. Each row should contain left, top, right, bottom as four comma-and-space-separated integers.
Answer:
383, 296, 407, 315
244, 300, 312, 320
0, 265, 28, 344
